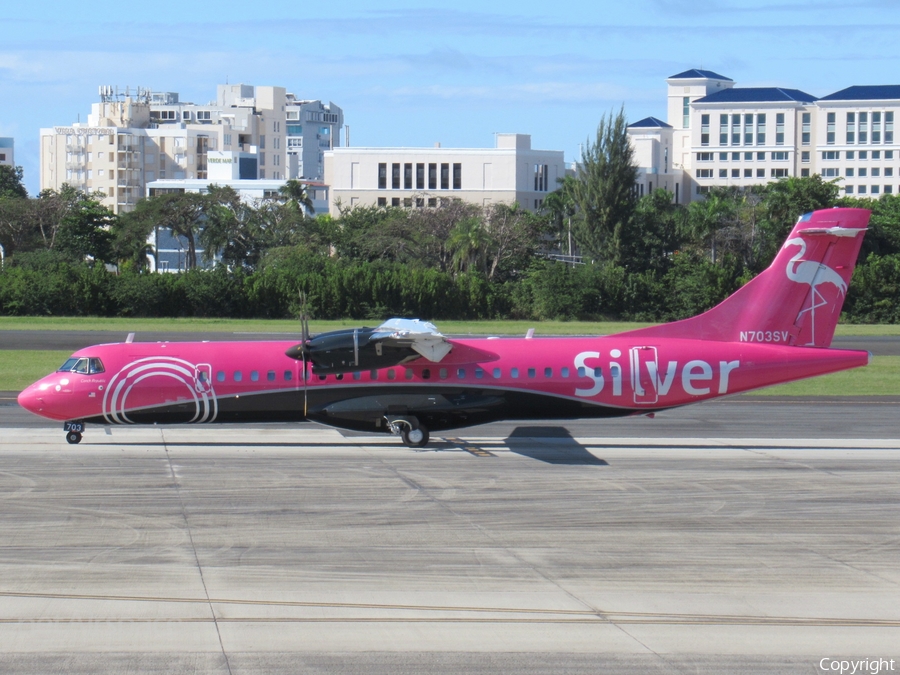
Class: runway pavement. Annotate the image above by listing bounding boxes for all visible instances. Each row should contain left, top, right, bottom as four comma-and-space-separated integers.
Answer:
0, 418, 898, 674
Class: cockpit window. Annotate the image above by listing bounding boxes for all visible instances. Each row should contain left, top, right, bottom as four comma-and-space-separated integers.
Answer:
58, 357, 105, 374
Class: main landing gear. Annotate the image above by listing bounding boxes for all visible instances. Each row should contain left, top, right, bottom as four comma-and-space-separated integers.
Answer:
385, 416, 430, 448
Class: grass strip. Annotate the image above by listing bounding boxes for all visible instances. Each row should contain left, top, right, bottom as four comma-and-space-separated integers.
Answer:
0, 316, 898, 336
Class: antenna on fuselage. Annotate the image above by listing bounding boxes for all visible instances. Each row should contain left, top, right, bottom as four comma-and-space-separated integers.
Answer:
126, 332, 135, 343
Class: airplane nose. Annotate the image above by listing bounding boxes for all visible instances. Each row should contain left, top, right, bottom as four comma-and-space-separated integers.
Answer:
17, 386, 44, 415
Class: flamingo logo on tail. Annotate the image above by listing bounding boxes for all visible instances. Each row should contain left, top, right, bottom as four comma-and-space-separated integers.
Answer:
783, 237, 848, 346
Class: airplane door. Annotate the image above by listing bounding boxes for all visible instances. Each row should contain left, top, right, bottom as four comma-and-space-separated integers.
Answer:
629, 346, 658, 404
194, 363, 212, 393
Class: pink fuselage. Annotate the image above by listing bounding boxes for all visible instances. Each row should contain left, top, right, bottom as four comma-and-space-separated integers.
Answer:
17, 337, 868, 433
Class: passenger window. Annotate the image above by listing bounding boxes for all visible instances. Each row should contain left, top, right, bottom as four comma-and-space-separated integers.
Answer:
198, 371, 208, 382
387, 369, 396, 380
217, 371, 225, 382
267, 371, 276, 381
89, 358, 105, 374
457, 368, 466, 379
234, 371, 242, 382
352, 372, 361, 380
405, 368, 413, 380
492, 368, 501, 379
422, 369, 431, 380
511, 368, 519, 379
439, 368, 448, 380
475, 367, 484, 379
544, 367, 553, 378
561, 367, 570, 378
251, 371, 259, 382
594, 367, 602, 377
283, 371, 292, 381
528, 368, 536, 378
370, 370, 378, 380
577, 366, 585, 377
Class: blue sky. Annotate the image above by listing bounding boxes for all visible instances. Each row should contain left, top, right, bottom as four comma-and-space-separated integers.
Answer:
3, 0, 900, 194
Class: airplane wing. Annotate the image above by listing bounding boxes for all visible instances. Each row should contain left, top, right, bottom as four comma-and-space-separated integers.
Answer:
370, 318, 452, 362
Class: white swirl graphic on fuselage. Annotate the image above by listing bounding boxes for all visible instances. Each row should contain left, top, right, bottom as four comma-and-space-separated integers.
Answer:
102, 357, 218, 424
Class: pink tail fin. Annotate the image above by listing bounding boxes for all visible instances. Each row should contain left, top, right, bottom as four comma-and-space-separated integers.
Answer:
618, 208, 871, 348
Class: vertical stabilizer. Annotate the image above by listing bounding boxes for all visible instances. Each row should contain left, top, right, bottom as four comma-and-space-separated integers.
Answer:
617, 208, 870, 347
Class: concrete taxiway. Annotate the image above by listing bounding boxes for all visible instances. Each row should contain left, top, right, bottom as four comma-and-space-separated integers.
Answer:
0, 419, 898, 674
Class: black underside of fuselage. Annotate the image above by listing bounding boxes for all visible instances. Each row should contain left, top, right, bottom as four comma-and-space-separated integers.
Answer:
82, 384, 642, 432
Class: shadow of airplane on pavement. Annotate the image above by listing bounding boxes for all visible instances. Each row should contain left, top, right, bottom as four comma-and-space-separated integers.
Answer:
504, 426, 609, 466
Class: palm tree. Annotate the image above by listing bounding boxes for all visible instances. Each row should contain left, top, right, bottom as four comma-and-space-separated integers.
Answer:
447, 216, 490, 275
278, 179, 315, 215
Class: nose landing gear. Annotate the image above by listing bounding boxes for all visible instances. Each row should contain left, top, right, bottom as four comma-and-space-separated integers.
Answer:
65, 431, 82, 445
384, 416, 430, 448
63, 421, 85, 445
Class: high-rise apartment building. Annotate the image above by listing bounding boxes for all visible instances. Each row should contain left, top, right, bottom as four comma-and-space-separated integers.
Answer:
40, 85, 342, 213
629, 70, 900, 202
0, 137, 13, 168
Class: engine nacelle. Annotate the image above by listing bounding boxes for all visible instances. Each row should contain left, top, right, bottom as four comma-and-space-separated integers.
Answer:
285, 327, 420, 374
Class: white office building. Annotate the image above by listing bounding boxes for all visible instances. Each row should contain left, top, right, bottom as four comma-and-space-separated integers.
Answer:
630, 69, 900, 202
40, 85, 342, 214
324, 133, 565, 216
0, 137, 13, 168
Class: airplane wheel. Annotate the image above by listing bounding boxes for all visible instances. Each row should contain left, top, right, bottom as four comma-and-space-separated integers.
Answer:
402, 426, 429, 448
66, 431, 82, 445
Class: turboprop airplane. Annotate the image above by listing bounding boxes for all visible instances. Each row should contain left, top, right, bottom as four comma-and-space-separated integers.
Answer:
18, 207, 873, 448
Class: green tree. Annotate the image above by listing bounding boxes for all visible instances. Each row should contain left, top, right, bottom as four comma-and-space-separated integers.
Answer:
447, 216, 490, 275
278, 179, 315, 215
569, 108, 638, 264
541, 175, 579, 257
0, 165, 27, 199
684, 189, 737, 264
54, 193, 116, 263
759, 174, 840, 262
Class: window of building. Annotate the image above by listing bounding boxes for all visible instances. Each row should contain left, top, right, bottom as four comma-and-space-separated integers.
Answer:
802, 151, 810, 163
860, 151, 868, 160
873, 167, 881, 177
719, 169, 727, 178
886, 167, 894, 177
392, 163, 400, 189
772, 151, 788, 161
859, 112, 869, 144
873, 151, 881, 159
801, 112, 811, 146
801, 168, 810, 177
859, 168, 868, 177
847, 151, 855, 160
731, 113, 741, 146
756, 168, 765, 178
744, 113, 754, 145
872, 185, 880, 194
744, 152, 753, 160
719, 152, 728, 160
404, 163, 413, 189
440, 163, 449, 190
697, 185, 710, 195
845, 185, 854, 194
427, 197, 436, 207
378, 163, 387, 189
823, 168, 839, 177
757, 151, 766, 161
873, 112, 882, 144
771, 168, 788, 178
731, 168, 740, 178
846, 168, 854, 177
719, 114, 728, 146
827, 112, 836, 145
822, 151, 840, 160
377, 197, 386, 206
391, 197, 400, 206
846, 112, 856, 144
696, 152, 713, 161
858, 185, 867, 194
428, 163, 437, 190
416, 163, 425, 190
756, 113, 766, 145
775, 113, 785, 145
700, 114, 710, 146
683, 97, 690, 129
697, 169, 713, 178
886, 112, 894, 144
886, 185, 893, 194
744, 168, 753, 178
